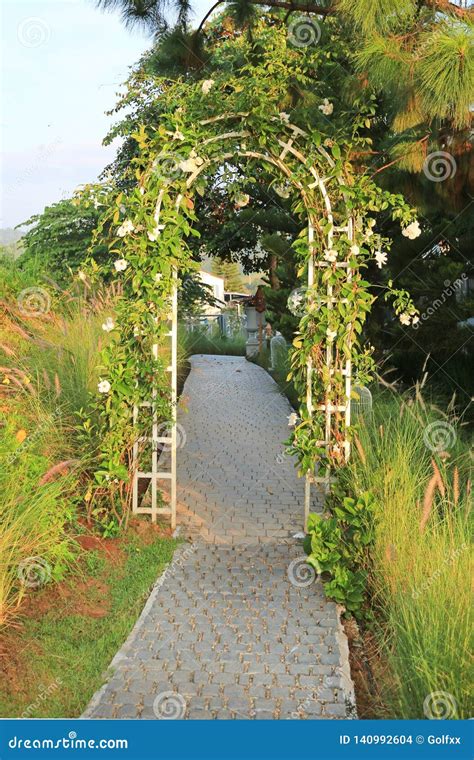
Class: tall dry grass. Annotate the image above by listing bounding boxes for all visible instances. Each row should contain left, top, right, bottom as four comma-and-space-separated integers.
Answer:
341, 391, 472, 718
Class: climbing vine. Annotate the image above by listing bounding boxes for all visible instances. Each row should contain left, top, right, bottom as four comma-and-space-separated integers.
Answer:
78, 22, 420, 510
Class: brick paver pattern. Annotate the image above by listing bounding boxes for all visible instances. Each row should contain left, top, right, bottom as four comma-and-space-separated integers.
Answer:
83, 355, 353, 720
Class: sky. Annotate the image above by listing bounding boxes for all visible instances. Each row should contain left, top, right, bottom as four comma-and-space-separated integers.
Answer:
0, 0, 208, 230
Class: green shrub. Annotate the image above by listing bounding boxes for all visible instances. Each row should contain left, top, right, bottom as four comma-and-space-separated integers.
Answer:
305, 491, 376, 615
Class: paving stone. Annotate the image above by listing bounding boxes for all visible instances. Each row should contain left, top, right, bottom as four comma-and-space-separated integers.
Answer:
324, 703, 348, 717
82, 356, 351, 721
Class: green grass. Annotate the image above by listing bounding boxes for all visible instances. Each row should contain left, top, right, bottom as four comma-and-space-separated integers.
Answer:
181, 325, 246, 356
338, 391, 473, 719
0, 532, 178, 717
251, 345, 299, 409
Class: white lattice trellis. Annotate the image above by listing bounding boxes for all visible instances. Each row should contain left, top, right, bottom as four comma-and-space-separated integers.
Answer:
131, 114, 355, 532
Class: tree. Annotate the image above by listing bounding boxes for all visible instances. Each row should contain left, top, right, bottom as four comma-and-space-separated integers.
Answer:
96, 0, 471, 37
99, 0, 472, 205
210, 258, 245, 291
19, 191, 110, 286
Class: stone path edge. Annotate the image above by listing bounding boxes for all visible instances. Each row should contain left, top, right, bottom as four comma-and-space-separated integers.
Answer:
80, 543, 191, 720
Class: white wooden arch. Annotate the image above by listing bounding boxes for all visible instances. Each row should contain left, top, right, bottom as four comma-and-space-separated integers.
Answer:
132, 113, 355, 531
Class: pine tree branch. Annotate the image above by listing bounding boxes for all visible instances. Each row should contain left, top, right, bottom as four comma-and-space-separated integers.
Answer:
195, 0, 225, 37
369, 135, 430, 177
194, 0, 471, 37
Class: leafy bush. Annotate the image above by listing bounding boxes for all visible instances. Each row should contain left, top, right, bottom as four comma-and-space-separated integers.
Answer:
305, 491, 376, 615
19, 195, 108, 286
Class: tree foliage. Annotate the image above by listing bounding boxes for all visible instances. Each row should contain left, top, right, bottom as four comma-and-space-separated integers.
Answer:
19, 191, 109, 286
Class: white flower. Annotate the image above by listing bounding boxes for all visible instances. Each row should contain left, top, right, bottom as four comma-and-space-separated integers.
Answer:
172, 129, 185, 141
116, 219, 135, 237
324, 248, 338, 263
319, 98, 333, 116
367, 218, 376, 228
402, 220, 421, 240
78, 270, 87, 282
326, 328, 337, 341
350, 245, 360, 255
399, 312, 411, 326
179, 155, 204, 174
275, 184, 290, 199
101, 317, 115, 333
411, 315, 420, 325
114, 258, 128, 272
235, 193, 250, 208
364, 228, 374, 238
147, 225, 165, 242
279, 112, 290, 123
155, 273, 163, 282
287, 412, 298, 427
374, 250, 387, 269
98, 379, 111, 394
201, 79, 214, 94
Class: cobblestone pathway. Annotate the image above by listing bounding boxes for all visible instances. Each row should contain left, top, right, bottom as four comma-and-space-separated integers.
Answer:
83, 356, 355, 720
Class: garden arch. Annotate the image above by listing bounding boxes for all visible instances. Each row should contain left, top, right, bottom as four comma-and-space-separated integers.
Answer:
130, 112, 357, 532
